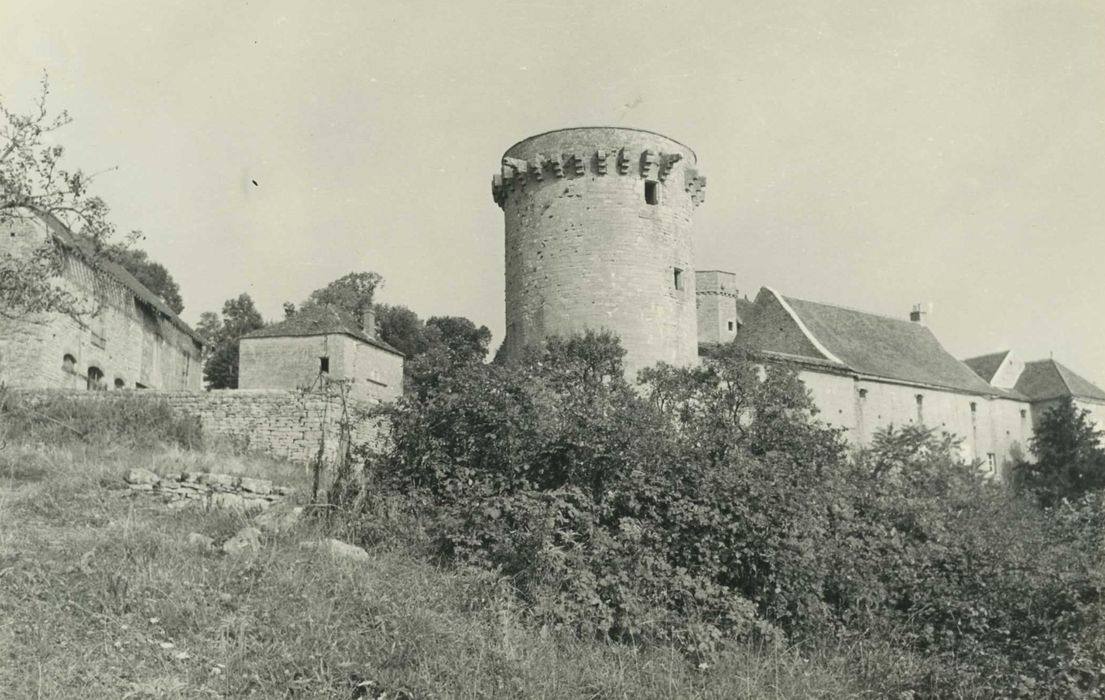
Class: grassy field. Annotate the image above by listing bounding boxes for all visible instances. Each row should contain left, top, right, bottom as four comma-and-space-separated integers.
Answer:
0, 441, 877, 699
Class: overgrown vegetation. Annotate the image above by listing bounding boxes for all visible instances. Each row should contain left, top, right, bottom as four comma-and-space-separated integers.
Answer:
335, 333, 1105, 698
1, 390, 868, 698
0, 386, 202, 450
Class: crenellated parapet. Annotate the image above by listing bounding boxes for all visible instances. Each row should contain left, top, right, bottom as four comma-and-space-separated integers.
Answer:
492, 147, 705, 208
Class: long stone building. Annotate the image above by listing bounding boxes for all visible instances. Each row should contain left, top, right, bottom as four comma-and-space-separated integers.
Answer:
492, 127, 1105, 473
0, 208, 204, 390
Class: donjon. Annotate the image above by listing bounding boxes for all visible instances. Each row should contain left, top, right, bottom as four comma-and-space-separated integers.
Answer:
493, 127, 706, 378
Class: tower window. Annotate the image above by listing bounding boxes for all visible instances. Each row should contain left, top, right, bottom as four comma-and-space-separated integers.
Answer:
320, 356, 330, 374
727, 320, 735, 331
645, 180, 659, 205
673, 268, 684, 290
970, 402, 977, 413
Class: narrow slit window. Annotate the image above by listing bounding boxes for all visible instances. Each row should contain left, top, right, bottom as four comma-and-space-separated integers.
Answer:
319, 356, 330, 374
645, 180, 659, 205
727, 320, 735, 331
673, 268, 684, 290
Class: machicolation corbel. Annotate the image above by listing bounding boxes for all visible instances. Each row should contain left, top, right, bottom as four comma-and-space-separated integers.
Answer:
551, 155, 565, 178
596, 149, 608, 175
659, 153, 682, 181
640, 150, 659, 179
617, 148, 631, 175
571, 152, 585, 176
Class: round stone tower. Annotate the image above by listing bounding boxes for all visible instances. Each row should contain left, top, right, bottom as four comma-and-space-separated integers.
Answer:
492, 127, 706, 378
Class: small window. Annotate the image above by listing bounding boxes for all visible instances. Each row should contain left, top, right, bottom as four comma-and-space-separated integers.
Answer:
62, 354, 76, 372
858, 388, 868, 399
915, 394, 923, 406
320, 356, 330, 374
1020, 409, 1027, 419
970, 402, 977, 413
673, 268, 684, 290
986, 453, 997, 474
727, 320, 735, 331
645, 180, 659, 205
114, 378, 125, 389
87, 366, 104, 391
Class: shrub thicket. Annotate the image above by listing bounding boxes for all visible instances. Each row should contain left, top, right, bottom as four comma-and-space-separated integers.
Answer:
335, 334, 1105, 697
0, 388, 203, 450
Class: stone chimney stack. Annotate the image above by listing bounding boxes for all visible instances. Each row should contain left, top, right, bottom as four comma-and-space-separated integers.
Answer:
910, 302, 932, 325
362, 308, 377, 339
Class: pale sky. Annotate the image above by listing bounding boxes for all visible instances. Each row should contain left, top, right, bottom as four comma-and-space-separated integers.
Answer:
3, 1, 1104, 381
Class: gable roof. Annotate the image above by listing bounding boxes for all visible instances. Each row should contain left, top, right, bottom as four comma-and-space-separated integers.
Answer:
740, 287, 1004, 395
37, 211, 205, 346
243, 304, 404, 357
963, 350, 1011, 384
1014, 359, 1105, 402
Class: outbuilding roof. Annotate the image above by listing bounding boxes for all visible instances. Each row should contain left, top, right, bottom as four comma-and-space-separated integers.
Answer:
1013, 359, 1105, 402
243, 304, 404, 357
740, 287, 1004, 395
963, 350, 1011, 385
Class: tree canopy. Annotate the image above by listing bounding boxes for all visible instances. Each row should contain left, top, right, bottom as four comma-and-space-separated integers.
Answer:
1016, 396, 1105, 506
200, 293, 264, 389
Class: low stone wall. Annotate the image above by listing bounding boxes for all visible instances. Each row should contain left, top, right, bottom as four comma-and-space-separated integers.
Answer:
9, 387, 386, 465
124, 467, 290, 511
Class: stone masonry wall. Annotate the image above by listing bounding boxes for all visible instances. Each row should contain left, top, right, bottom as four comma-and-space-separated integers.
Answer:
496, 127, 705, 380
12, 388, 384, 465
0, 213, 202, 391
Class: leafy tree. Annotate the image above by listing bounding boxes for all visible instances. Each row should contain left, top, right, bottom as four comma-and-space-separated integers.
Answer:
103, 245, 185, 314
299, 271, 382, 319
1016, 397, 1105, 506
375, 303, 429, 358
200, 293, 264, 389
1, 75, 134, 319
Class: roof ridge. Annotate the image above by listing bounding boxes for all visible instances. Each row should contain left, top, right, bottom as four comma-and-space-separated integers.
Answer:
781, 292, 917, 325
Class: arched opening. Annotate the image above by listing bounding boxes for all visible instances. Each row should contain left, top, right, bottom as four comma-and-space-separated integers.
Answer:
114, 377, 125, 389
87, 366, 104, 391
62, 354, 77, 373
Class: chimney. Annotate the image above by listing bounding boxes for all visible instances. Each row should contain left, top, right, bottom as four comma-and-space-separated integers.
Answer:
362, 308, 377, 339
910, 302, 932, 325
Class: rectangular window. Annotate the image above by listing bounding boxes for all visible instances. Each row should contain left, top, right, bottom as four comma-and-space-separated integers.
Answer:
986, 453, 997, 475
645, 180, 659, 205
727, 320, 735, 331
320, 356, 330, 373
673, 268, 684, 290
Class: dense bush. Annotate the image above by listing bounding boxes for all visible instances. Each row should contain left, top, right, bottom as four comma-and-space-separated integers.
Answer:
336, 335, 1105, 697
0, 388, 203, 450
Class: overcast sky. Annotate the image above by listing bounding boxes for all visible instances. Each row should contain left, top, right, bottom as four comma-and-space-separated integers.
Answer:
3, 0, 1104, 380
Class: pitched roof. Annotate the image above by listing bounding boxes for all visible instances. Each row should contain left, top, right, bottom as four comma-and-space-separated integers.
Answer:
243, 304, 404, 356
740, 287, 1003, 395
963, 350, 1011, 384
1014, 359, 1105, 402
37, 211, 205, 346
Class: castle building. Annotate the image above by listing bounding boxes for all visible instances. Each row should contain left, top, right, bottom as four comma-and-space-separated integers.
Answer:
494, 128, 1105, 472
492, 127, 706, 379
0, 208, 204, 390
238, 305, 404, 403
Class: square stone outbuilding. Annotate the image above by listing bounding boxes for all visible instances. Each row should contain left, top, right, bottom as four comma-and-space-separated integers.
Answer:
239, 305, 404, 403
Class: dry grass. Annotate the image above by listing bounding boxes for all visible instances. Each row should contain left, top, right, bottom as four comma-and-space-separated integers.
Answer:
0, 441, 868, 699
